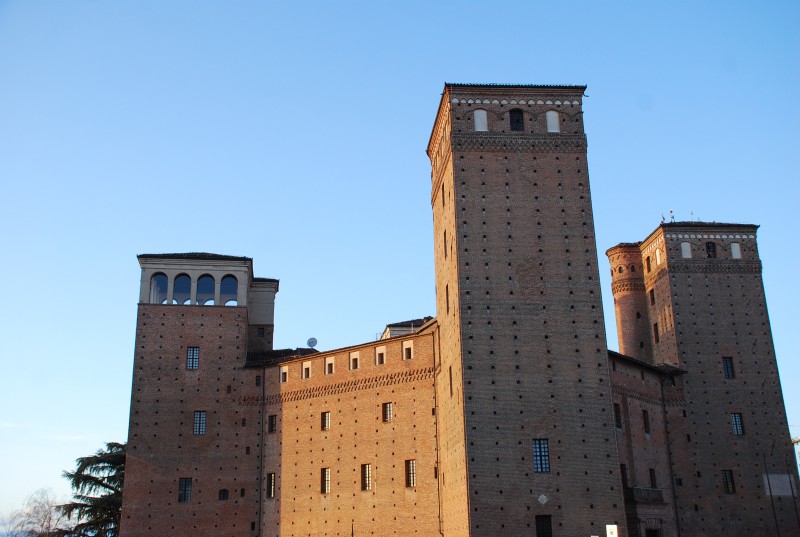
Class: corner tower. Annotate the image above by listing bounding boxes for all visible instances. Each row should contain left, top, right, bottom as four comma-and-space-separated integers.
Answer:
428, 84, 626, 536
609, 223, 800, 535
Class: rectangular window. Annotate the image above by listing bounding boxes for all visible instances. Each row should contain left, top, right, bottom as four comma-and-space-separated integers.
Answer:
620, 464, 628, 488
266, 473, 276, 499
255, 375, 261, 387
445, 283, 450, 313
375, 346, 386, 365
681, 241, 692, 259
178, 478, 192, 502
280, 366, 288, 383
649, 289, 656, 305
643, 410, 651, 434
653, 323, 660, 343
361, 463, 372, 491
731, 242, 742, 259
257, 327, 265, 337
731, 413, 744, 435
474, 109, 488, 132
405, 459, 416, 487
535, 515, 553, 537
545, 110, 560, 133
614, 403, 623, 429
325, 356, 335, 375
302, 361, 311, 379
402, 341, 413, 360
649, 468, 658, 489
193, 411, 206, 435
268, 414, 277, 434
722, 470, 736, 493
532, 439, 551, 473
321, 468, 331, 494
723, 357, 735, 379
186, 347, 199, 370
382, 402, 393, 422
321, 411, 331, 431
350, 352, 359, 370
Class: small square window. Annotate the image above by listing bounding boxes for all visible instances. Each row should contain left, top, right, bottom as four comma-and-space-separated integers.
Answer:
321, 467, 331, 494
402, 341, 413, 360
218, 488, 229, 501
257, 327, 265, 337
375, 346, 386, 365
178, 478, 192, 502
361, 463, 372, 491
302, 361, 311, 379
193, 411, 206, 435
325, 357, 335, 375
532, 438, 550, 473
405, 459, 416, 487
268, 414, 277, 434
382, 402, 393, 422
731, 413, 744, 435
350, 352, 359, 370
186, 347, 199, 370
321, 411, 331, 431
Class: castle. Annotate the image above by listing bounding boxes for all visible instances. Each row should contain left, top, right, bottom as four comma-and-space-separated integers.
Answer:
119, 84, 800, 537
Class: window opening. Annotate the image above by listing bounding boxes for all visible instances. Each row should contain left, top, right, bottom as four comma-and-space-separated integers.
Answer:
193, 411, 206, 435
653, 323, 660, 344
361, 464, 372, 491
173, 274, 191, 305
150, 273, 168, 304
178, 478, 192, 502
731, 242, 742, 259
723, 357, 735, 379
649, 468, 657, 489
268, 415, 277, 434
196, 274, 215, 305
705, 242, 717, 258
280, 366, 288, 383
509, 109, 524, 131
643, 410, 651, 434
321, 468, 331, 494
620, 464, 628, 488
382, 402, 393, 422
218, 489, 229, 501
405, 459, 417, 487
186, 347, 199, 370
532, 439, 551, 473
220, 275, 238, 306
321, 411, 331, 431
722, 470, 736, 493
302, 361, 311, 379
535, 515, 553, 537
266, 473, 276, 498
681, 242, 692, 259
649, 289, 655, 305
731, 413, 744, 435
614, 403, 622, 429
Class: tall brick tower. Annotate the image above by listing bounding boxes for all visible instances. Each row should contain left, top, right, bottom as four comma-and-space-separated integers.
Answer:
121, 254, 279, 537
427, 84, 626, 536
608, 223, 800, 536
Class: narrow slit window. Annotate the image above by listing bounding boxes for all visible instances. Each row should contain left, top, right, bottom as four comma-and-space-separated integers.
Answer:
361, 463, 372, 491
405, 459, 417, 487
731, 413, 744, 435
723, 357, 735, 379
723, 470, 736, 493
643, 410, 651, 434
266, 473, 276, 498
268, 415, 277, 434
321, 411, 331, 431
193, 411, 206, 435
178, 478, 192, 502
382, 402, 393, 422
321, 468, 331, 494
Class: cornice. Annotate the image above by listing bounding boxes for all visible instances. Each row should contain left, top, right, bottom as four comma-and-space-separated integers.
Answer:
611, 280, 646, 294
666, 261, 762, 274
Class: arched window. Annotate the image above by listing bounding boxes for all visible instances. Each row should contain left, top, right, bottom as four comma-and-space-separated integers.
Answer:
150, 273, 168, 304
705, 242, 717, 259
221, 275, 238, 306
196, 275, 215, 305
655, 249, 662, 265
630, 265, 636, 273
474, 109, 488, 132
173, 274, 191, 305
546, 110, 560, 133
618, 266, 624, 274
509, 109, 524, 131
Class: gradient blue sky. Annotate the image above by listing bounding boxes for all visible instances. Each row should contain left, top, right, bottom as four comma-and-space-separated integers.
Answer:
1, 0, 798, 518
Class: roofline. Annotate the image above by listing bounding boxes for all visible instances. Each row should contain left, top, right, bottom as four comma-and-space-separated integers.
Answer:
427, 82, 588, 156
138, 253, 252, 262
608, 350, 686, 375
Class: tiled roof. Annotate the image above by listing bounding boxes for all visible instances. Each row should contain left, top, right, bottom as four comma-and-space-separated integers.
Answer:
386, 316, 433, 329
245, 348, 318, 368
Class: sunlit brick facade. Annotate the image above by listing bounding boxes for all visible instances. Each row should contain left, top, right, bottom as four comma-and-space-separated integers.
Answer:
120, 84, 799, 537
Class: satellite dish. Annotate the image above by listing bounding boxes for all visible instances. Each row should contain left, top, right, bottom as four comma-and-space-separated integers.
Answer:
307, 337, 317, 348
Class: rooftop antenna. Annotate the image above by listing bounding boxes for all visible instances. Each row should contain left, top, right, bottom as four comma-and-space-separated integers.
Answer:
307, 337, 317, 349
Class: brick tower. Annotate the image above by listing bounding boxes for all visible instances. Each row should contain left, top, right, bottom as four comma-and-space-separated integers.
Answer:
608, 223, 800, 536
121, 254, 279, 537
427, 84, 626, 536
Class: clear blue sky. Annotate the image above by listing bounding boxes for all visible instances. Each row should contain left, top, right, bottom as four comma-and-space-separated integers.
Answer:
1, 0, 798, 518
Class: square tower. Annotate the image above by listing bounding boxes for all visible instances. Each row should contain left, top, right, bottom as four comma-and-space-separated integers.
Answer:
428, 84, 626, 536
608, 223, 800, 535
